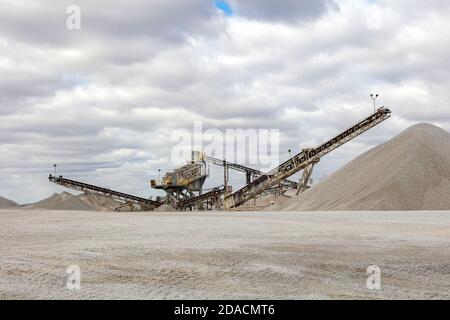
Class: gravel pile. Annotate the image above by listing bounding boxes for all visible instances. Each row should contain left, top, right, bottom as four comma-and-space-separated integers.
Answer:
77, 192, 122, 211
271, 123, 450, 211
24, 191, 121, 211
25, 192, 93, 211
0, 196, 17, 208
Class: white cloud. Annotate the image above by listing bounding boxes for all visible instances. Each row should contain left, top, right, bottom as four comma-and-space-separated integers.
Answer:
0, 0, 449, 203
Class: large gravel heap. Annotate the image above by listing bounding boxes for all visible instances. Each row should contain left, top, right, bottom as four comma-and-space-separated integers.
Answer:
24, 191, 121, 211
0, 196, 17, 208
272, 123, 450, 211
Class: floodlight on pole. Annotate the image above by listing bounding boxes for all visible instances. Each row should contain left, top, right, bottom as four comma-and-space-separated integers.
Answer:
370, 93, 379, 113
53, 164, 57, 174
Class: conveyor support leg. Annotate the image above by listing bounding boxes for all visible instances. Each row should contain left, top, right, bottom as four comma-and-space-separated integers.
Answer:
296, 159, 319, 195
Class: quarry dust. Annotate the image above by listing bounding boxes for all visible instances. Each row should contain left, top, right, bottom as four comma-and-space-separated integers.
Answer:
1, 209, 449, 299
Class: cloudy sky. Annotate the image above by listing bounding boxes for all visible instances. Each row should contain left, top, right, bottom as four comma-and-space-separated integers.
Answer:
1, 0, 449, 203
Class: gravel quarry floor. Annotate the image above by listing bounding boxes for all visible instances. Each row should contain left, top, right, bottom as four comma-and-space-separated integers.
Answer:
1, 209, 450, 299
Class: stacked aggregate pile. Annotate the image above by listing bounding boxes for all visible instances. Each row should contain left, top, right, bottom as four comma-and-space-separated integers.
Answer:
26, 192, 93, 211
25, 192, 121, 211
0, 196, 18, 208
77, 192, 122, 211
271, 123, 450, 211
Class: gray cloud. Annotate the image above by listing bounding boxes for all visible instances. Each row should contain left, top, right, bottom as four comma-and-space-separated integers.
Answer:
0, 0, 219, 46
228, 0, 337, 22
0, 0, 449, 203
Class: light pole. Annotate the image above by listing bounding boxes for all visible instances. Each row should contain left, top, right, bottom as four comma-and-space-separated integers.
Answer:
370, 93, 379, 113
158, 169, 161, 183
53, 164, 57, 175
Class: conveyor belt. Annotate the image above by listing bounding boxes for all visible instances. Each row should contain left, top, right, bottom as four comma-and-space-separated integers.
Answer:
205, 156, 261, 174
49, 175, 162, 208
205, 156, 298, 189
224, 107, 391, 208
